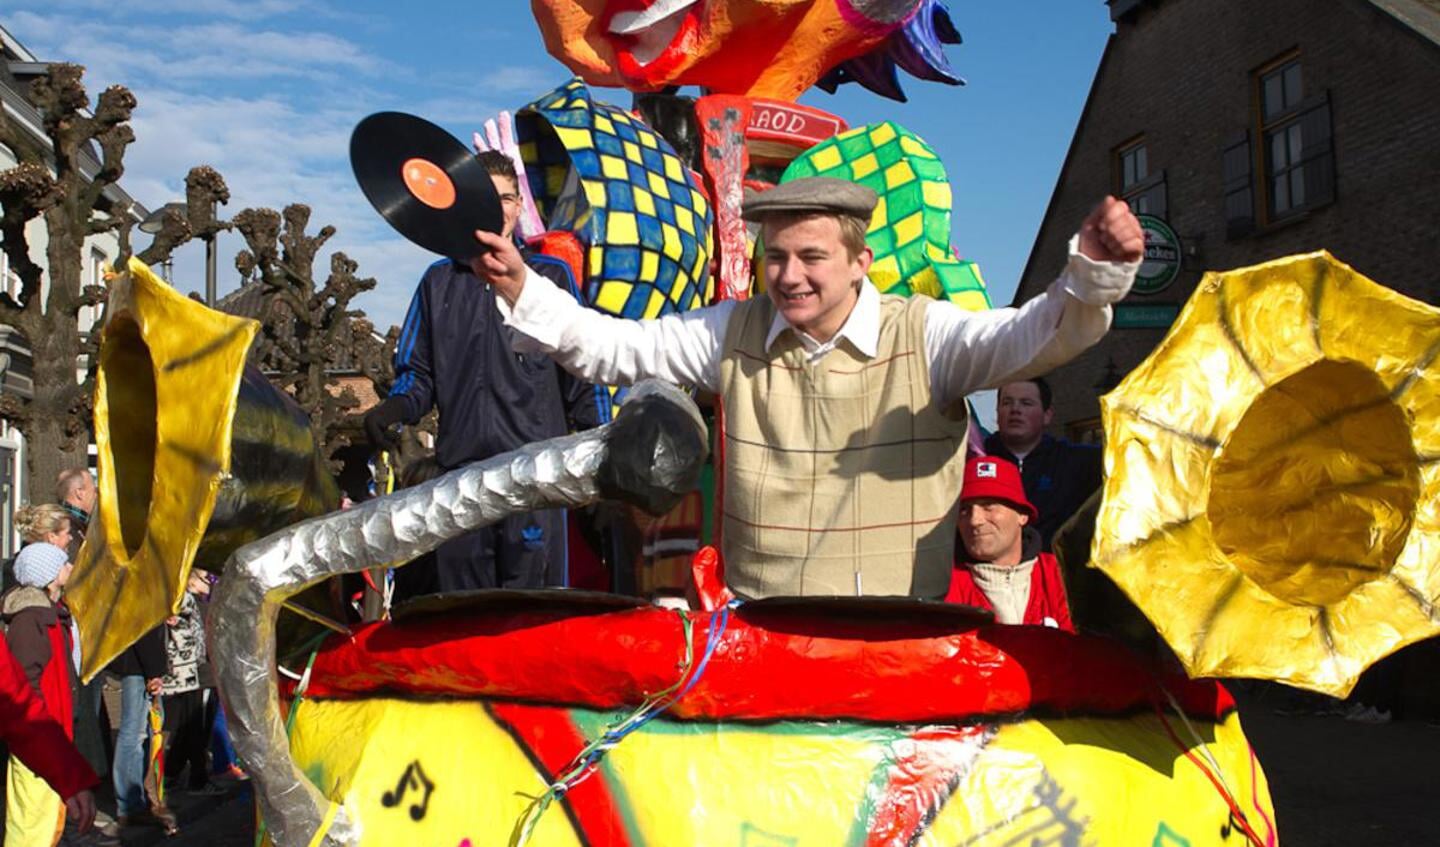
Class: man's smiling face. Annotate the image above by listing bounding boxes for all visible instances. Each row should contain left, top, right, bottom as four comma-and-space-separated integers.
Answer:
762, 213, 872, 344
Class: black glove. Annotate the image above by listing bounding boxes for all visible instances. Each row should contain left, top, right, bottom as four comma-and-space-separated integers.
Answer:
363, 396, 409, 456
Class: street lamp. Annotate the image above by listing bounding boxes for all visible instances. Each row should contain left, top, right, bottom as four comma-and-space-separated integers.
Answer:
138, 202, 185, 283
138, 199, 220, 307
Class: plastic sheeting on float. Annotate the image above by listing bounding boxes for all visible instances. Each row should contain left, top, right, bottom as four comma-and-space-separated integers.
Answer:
278, 602, 1275, 846
286, 697, 1274, 847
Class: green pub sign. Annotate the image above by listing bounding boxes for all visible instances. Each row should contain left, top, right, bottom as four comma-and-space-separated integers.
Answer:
1132, 214, 1182, 295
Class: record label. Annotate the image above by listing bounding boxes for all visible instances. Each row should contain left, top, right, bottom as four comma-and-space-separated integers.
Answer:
401, 158, 456, 209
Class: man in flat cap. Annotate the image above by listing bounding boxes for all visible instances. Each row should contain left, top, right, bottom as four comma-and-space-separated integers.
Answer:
471, 177, 1143, 600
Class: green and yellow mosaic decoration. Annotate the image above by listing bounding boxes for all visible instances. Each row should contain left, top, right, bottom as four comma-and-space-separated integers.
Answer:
781, 121, 990, 311
516, 79, 714, 322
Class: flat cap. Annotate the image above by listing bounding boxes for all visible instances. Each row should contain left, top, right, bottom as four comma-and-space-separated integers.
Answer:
741, 177, 878, 222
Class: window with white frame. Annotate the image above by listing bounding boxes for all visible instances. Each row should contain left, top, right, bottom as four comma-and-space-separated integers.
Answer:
0, 250, 20, 304
1114, 135, 1167, 218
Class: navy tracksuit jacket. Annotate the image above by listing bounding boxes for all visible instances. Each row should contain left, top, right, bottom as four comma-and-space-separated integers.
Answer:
389, 248, 606, 597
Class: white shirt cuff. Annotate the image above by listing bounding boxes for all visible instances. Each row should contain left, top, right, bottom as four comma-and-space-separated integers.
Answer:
1062, 234, 1141, 306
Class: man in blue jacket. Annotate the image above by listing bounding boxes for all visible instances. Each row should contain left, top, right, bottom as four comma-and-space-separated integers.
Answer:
984, 377, 1103, 551
364, 150, 604, 599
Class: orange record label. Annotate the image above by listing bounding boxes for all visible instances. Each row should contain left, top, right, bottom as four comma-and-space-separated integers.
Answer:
401, 158, 456, 209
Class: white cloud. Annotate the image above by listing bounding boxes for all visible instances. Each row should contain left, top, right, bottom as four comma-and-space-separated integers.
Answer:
478, 65, 564, 95
118, 83, 524, 329
146, 24, 376, 80
4, 7, 569, 329
6, 12, 379, 89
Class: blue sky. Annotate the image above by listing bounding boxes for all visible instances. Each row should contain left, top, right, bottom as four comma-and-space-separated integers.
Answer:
3, 1, 1115, 339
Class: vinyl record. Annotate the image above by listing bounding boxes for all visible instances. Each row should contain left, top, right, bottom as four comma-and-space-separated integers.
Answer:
350, 111, 502, 262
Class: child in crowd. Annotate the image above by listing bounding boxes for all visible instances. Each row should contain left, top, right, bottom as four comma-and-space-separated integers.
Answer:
161, 569, 222, 796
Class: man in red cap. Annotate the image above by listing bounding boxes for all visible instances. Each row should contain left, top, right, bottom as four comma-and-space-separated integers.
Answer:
946, 456, 1074, 631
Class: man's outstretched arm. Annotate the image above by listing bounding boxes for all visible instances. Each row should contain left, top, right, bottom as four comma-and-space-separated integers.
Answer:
926, 197, 1144, 407
472, 229, 732, 393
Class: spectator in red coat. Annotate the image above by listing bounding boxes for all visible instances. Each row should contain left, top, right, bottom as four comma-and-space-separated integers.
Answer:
946, 456, 1075, 632
2, 541, 96, 844
0, 637, 96, 836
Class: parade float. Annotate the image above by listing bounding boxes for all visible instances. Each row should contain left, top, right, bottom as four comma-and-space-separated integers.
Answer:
64, 1, 1440, 845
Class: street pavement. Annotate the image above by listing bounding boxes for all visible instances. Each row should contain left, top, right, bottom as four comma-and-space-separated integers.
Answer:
62, 776, 254, 847
1238, 700, 1440, 845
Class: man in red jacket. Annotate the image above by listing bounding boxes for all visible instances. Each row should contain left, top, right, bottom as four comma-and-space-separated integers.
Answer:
945, 456, 1075, 632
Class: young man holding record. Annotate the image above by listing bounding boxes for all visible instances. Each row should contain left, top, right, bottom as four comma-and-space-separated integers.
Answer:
364, 151, 605, 599
468, 176, 1142, 600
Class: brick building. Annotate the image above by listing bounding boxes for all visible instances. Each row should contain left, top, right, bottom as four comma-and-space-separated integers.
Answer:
1014, 0, 1440, 437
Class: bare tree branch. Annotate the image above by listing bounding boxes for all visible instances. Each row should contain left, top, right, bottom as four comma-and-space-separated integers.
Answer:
135, 209, 193, 266
86, 212, 122, 237
0, 393, 30, 425
77, 88, 137, 213
231, 202, 399, 471
0, 162, 63, 313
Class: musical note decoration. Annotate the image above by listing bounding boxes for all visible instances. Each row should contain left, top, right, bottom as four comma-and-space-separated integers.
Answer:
381, 760, 436, 822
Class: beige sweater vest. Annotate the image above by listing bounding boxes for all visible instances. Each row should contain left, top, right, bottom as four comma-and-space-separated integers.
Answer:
717, 293, 970, 598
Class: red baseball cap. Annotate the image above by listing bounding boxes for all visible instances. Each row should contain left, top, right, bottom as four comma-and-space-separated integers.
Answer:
960, 456, 1038, 522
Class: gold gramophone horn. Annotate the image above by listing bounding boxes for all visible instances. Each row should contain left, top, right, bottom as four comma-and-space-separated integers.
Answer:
68, 258, 340, 681
1092, 251, 1440, 697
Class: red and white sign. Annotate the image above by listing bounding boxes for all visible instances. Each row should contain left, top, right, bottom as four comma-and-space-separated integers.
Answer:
746, 101, 845, 148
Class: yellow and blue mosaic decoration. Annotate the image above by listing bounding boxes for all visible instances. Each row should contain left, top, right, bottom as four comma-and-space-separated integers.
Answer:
782, 121, 990, 311
516, 79, 714, 321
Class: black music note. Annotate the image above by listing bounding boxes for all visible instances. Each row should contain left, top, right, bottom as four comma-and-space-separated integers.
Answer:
381, 760, 435, 821
1221, 808, 1255, 842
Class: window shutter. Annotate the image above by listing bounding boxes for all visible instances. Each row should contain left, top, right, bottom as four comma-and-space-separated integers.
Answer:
1298, 93, 1336, 209
1222, 130, 1254, 238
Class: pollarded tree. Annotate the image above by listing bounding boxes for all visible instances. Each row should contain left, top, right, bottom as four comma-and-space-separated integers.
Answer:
232, 203, 386, 463
0, 63, 134, 502
135, 164, 231, 271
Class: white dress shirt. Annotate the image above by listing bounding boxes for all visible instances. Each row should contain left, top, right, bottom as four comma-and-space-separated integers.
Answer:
497, 235, 1138, 408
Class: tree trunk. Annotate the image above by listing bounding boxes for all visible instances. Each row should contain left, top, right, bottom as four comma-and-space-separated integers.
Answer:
25, 293, 88, 501
24, 415, 86, 507
25, 193, 90, 505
